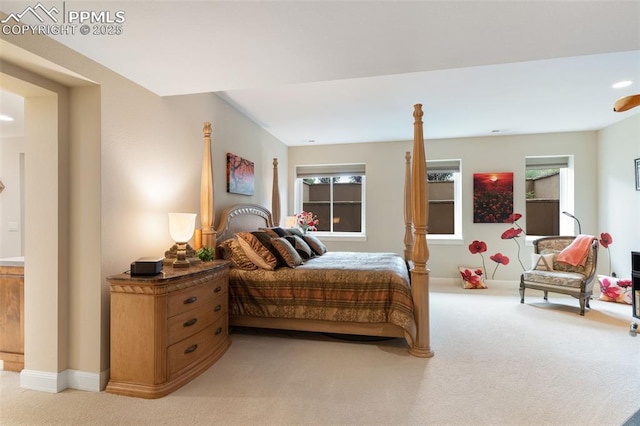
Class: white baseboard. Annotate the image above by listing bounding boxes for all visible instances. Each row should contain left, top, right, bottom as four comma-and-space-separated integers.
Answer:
20, 368, 109, 393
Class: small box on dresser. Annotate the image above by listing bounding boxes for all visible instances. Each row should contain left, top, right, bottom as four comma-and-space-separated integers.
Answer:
106, 260, 230, 398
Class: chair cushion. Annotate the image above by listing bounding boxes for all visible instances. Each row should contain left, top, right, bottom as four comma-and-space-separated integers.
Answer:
522, 269, 585, 288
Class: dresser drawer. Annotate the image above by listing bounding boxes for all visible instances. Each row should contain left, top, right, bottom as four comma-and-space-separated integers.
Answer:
167, 278, 226, 318
167, 315, 227, 379
167, 293, 227, 345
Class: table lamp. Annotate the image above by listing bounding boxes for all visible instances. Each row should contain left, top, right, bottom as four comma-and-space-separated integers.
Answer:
168, 213, 197, 268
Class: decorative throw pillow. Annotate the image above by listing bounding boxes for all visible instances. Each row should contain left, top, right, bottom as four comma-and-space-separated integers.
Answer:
236, 232, 278, 270
302, 234, 328, 256
458, 266, 487, 289
251, 230, 279, 254
598, 275, 632, 304
530, 253, 555, 271
271, 237, 303, 268
259, 227, 288, 238
219, 239, 258, 271
285, 235, 314, 259
285, 227, 304, 238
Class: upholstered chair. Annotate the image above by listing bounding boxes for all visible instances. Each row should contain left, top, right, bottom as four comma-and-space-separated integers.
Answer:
520, 236, 599, 316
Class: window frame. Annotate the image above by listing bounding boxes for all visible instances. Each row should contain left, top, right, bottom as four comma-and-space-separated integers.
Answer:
524, 155, 575, 241
293, 164, 366, 241
427, 159, 462, 243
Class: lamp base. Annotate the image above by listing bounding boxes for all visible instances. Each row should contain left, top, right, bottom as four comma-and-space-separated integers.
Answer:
163, 243, 202, 268
172, 258, 191, 268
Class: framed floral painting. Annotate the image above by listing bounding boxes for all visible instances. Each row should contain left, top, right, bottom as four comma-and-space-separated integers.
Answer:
473, 172, 514, 223
226, 153, 255, 196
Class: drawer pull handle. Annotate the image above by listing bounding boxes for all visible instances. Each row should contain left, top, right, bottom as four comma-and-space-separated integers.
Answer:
214, 286, 222, 293
215, 327, 223, 335
183, 318, 197, 327
184, 344, 198, 354
183, 296, 197, 304
214, 304, 222, 312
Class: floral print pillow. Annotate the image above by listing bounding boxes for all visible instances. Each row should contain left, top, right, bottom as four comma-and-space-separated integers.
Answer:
458, 266, 488, 289
598, 275, 632, 304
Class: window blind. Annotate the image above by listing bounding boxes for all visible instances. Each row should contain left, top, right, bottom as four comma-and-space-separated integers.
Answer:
426, 159, 460, 173
296, 163, 366, 178
526, 156, 570, 169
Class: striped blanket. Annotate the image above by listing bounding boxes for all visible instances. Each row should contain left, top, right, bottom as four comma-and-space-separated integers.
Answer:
228, 251, 416, 340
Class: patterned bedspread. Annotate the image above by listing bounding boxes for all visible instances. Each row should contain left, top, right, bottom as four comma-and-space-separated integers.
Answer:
229, 251, 416, 340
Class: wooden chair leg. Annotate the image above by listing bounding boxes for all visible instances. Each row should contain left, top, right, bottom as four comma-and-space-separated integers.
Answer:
579, 297, 586, 316
543, 291, 548, 301
519, 286, 525, 303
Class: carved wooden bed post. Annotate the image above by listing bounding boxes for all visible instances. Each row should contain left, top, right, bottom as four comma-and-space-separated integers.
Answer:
272, 158, 281, 226
200, 122, 216, 248
410, 104, 434, 358
404, 151, 413, 264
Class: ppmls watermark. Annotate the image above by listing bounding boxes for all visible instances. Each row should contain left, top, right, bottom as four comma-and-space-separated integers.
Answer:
1, 2, 126, 36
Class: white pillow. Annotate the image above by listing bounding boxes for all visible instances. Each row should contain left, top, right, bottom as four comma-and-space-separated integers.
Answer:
530, 253, 554, 271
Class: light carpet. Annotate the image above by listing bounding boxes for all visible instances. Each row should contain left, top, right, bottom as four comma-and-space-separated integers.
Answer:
1, 279, 639, 425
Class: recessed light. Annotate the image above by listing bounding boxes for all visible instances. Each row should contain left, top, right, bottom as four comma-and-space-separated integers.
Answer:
0, 114, 14, 122
612, 80, 633, 89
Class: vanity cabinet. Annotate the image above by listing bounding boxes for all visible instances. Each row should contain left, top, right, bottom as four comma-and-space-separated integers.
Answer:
0, 264, 24, 372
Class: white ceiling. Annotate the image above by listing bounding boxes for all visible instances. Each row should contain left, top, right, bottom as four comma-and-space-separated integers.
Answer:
1, 1, 639, 145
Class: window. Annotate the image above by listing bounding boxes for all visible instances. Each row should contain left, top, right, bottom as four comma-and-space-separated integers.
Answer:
427, 159, 461, 238
294, 163, 365, 234
525, 155, 574, 236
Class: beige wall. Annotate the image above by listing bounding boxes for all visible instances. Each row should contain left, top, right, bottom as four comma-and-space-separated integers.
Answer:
289, 131, 598, 280
1, 31, 286, 389
597, 114, 640, 278
289, 142, 407, 251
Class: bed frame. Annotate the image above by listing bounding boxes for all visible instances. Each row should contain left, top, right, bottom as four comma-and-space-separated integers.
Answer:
198, 105, 433, 358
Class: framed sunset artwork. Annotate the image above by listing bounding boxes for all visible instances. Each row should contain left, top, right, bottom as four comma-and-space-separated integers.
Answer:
226, 153, 255, 196
473, 172, 514, 223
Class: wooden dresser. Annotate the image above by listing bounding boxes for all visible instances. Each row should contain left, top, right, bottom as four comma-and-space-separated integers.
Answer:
106, 261, 230, 398
0, 263, 24, 372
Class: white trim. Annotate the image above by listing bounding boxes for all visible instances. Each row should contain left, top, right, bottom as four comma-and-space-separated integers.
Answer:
313, 232, 367, 242
20, 369, 65, 393
67, 369, 108, 392
20, 368, 107, 393
427, 235, 464, 245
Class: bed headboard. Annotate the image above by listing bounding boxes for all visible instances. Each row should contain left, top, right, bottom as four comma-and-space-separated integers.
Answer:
214, 204, 274, 244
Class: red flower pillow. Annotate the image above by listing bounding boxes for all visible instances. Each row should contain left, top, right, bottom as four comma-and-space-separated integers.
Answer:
598, 275, 632, 304
458, 266, 488, 289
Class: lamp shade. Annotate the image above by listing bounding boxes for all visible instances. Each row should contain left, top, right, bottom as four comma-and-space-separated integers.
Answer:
168, 213, 197, 243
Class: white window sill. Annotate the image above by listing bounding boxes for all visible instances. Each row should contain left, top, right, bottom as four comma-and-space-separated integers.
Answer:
310, 232, 367, 243
427, 235, 464, 245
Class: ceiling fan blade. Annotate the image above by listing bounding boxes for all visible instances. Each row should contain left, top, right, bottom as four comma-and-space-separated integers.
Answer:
613, 94, 640, 112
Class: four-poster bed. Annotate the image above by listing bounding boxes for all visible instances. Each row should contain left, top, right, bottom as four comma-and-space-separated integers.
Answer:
198, 105, 433, 358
